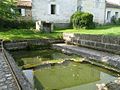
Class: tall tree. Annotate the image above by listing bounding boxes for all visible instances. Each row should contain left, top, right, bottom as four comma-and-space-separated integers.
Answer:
0, 0, 17, 19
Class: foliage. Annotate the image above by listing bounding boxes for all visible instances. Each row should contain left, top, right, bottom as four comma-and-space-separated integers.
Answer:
0, 0, 17, 19
0, 0, 34, 29
71, 11, 95, 29
116, 18, 120, 25
111, 16, 117, 24
0, 18, 35, 29
110, 16, 120, 25
17, 59, 24, 66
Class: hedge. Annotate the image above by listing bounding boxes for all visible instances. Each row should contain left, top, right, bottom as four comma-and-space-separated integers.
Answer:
0, 18, 35, 29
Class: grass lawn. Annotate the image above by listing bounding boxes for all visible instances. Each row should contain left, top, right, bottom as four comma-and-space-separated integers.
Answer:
0, 29, 63, 40
56, 25, 120, 36
0, 25, 120, 40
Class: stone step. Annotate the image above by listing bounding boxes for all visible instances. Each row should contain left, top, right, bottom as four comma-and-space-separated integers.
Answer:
52, 43, 120, 69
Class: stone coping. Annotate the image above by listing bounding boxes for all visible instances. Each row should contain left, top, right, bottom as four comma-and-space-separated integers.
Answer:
0, 52, 20, 90
52, 44, 120, 70
3, 49, 33, 90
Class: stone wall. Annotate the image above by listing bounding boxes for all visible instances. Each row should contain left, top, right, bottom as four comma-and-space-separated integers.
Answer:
54, 23, 71, 28
63, 33, 120, 54
105, 7, 120, 23
32, 0, 106, 24
32, 0, 77, 23
3, 49, 33, 90
4, 39, 64, 50
78, 0, 106, 24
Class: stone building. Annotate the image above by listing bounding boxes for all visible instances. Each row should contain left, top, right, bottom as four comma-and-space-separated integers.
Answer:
17, 0, 32, 20
106, 1, 120, 23
32, 0, 120, 27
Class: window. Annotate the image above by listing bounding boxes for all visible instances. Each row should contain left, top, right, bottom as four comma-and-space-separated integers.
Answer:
51, 4, 56, 14
115, 12, 118, 19
18, 9, 21, 14
21, 8, 26, 16
107, 11, 111, 20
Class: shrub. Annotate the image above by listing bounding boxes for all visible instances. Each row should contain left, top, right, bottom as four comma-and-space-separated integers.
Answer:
111, 16, 117, 24
0, 18, 35, 29
116, 18, 120, 25
71, 11, 95, 29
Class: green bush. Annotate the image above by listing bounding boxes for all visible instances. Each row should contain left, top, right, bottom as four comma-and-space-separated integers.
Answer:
111, 16, 117, 24
71, 11, 95, 29
110, 16, 120, 25
116, 18, 120, 25
0, 18, 35, 29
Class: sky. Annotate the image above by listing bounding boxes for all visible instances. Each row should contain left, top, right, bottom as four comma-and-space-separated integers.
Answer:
19, 0, 120, 4
106, 0, 120, 4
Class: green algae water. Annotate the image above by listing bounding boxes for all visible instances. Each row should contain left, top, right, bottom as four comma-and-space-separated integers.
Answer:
11, 49, 118, 90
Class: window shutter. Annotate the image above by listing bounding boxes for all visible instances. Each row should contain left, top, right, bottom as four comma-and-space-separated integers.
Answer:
48, 4, 51, 14
56, 5, 60, 15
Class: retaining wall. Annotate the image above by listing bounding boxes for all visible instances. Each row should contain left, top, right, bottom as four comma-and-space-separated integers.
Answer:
4, 39, 64, 50
63, 33, 120, 54
3, 49, 33, 90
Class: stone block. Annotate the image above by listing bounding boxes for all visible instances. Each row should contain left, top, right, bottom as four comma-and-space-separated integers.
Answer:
102, 36, 119, 44
105, 44, 120, 52
118, 37, 120, 45
74, 34, 102, 42
36, 21, 54, 33
84, 41, 95, 47
80, 40, 86, 46
78, 40, 82, 45
95, 42, 106, 49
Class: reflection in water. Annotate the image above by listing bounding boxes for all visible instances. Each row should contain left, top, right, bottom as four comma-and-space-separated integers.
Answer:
34, 75, 45, 90
11, 49, 80, 67
11, 49, 118, 90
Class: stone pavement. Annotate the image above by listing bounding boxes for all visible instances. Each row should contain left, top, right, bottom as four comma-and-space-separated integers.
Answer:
52, 44, 120, 69
0, 52, 20, 90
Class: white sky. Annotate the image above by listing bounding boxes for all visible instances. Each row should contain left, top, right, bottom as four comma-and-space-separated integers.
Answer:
19, 0, 120, 4
106, 0, 120, 4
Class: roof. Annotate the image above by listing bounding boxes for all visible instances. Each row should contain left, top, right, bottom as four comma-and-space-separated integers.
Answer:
17, 0, 32, 8
106, 1, 120, 9
16, 0, 120, 9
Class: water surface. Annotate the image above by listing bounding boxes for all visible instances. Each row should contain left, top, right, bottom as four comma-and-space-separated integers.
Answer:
34, 62, 118, 90
11, 49, 118, 90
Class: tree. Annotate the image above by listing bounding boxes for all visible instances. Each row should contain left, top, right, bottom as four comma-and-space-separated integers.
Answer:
0, 0, 17, 19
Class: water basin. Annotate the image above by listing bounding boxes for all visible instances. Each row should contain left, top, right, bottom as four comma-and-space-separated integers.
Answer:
11, 49, 118, 90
